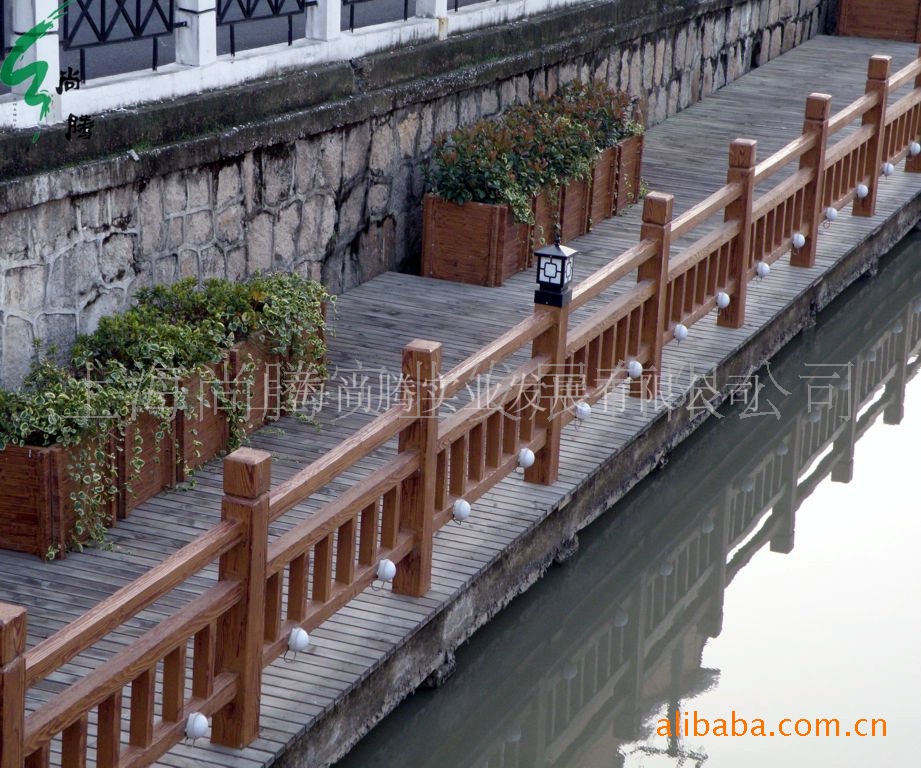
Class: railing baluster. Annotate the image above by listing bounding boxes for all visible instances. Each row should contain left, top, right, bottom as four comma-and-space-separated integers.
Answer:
312, 535, 333, 602
212, 448, 271, 748
264, 571, 283, 642
24, 745, 49, 768
287, 554, 309, 622
586, 334, 601, 390
97, 690, 122, 768
449, 435, 467, 496
335, 518, 356, 584
486, 411, 502, 468
720, 139, 756, 329
162, 644, 187, 722
192, 623, 215, 699
502, 403, 519, 456
393, 340, 442, 596
0, 604, 25, 768
129, 667, 156, 747
359, 501, 379, 565
795, 93, 831, 268
62, 714, 88, 768
855, 55, 892, 217
468, 422, 486, 482
434, 450, 448, 511
380, 486, 400, 549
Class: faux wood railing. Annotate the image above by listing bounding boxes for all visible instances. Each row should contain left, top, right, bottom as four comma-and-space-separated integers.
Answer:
2, 48, 921, 768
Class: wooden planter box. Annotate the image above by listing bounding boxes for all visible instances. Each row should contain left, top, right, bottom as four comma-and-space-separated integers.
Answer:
531, 188, 558, 250
117, 411, 178, 517
175, 363, 231, 482
614, 134, 644, 214
559, 178, 591, 241
0, 439, 117, 558
421, 195, 531, 287
230, 339, 283, 434
589, 146, 620, 225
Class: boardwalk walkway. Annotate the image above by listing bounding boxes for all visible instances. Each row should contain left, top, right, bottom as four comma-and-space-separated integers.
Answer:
2, 34, 921, 768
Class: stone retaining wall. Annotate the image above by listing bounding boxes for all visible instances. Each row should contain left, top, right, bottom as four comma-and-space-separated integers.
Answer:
0, 0, 836, 386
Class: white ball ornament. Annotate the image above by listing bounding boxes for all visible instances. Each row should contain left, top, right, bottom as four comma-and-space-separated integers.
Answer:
574, 401, 592, 420
627, 360, 643, 379
452, 498, 471, 522
825, 206, 838, 222
792, 232, 806, 249
288, 627, 310, 653
185, 712, 208, 740
882, 162, 895, 177
716, 291, 730, 310
517, 447, 535, 469
855, 183, 869, 199
756, 261, 771, 279
674, 323, 689, 341
910, 141, 921, 157
377, 559, 397, 582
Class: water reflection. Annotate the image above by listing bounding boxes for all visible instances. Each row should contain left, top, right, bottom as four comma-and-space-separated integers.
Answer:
336, 235, 921, 768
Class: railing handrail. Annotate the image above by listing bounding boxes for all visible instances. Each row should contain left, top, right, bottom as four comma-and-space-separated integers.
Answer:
268, 403, 408, 521
24, 581, 242, 752
23, 519, 242, 687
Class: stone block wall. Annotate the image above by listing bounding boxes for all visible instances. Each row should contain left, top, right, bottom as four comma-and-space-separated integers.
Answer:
0, 0, 836, 387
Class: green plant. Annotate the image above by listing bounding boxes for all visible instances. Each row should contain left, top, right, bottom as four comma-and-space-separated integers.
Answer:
542, 80, 637, 149
0, 272, 331, 558
427, 81, 641, 223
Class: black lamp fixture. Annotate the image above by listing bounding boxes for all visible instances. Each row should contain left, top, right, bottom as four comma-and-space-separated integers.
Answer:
534, 225, 575, 308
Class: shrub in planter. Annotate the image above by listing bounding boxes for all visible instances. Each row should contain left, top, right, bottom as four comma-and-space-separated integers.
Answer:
547, 81, 645, 220
0, 360, 130, 558
140, 274, 330, 435
71, 305, 227, 513
424, 111, 598, 285
424, 82, 643, 284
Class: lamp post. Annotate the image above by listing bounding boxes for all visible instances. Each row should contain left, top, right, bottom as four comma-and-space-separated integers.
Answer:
527, 225, 574, 486
534, 226, 575, 307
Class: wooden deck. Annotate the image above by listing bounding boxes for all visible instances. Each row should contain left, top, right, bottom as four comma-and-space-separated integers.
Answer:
3, 34, 921, 768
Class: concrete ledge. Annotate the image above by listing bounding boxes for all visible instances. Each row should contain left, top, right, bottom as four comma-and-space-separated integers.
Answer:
274, 175, 921, 768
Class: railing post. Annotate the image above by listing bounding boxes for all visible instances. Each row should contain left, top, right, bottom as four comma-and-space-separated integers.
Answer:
175, 0, 217, 67
637, 192, 673, 396
416, 0, 447, 17
211, 448, 270, 748
393, 340, 441, 598
306, 0, 340, 41
0, 603, 26, 768
794, 93, 832, 268
854, 55, 892, 218
525, 284, 571, 487
719, 139, 756, 329
906, 46, 921, 174
11, 0, 62, 123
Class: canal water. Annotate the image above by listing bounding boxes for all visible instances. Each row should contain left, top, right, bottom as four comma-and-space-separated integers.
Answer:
336, 233, 921, 768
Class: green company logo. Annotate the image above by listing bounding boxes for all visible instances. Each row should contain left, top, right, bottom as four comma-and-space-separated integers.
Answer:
0, 0, 73, 141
